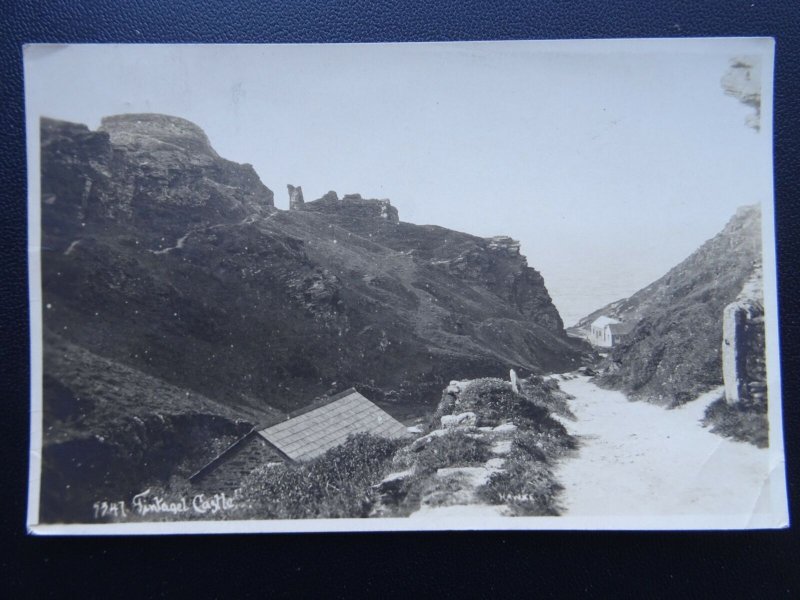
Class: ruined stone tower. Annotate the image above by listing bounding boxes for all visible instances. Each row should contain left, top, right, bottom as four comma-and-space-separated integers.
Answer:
287, 184, 304, 210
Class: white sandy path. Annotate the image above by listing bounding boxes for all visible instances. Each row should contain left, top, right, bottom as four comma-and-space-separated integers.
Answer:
555, 376, 772, 519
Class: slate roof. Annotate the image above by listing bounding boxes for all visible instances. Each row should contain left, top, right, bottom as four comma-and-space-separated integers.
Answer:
591, 315, 621, 328
257, 388, 408, 461
608, 322, 635, 335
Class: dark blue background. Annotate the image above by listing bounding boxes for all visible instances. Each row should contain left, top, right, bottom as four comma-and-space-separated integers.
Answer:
2, 1, 799, 597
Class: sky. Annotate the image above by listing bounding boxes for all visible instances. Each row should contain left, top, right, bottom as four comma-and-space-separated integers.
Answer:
24, 39, 774, 326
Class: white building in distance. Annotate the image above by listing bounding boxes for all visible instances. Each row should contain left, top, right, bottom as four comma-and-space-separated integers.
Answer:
589, 316, 634, 348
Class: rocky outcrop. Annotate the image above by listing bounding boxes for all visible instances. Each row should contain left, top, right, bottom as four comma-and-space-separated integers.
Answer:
434, 235, 563, 330
722, 266, 767, 405
589, 205, 763, 406
39, 114, 593, 521
287, 184, 304, 210
41, 115, 274, 247
40, 113, 584, 449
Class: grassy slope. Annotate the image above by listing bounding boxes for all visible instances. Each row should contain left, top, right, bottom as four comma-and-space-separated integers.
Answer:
39, 333, 284, 523
702, 396, 769, 448
43, 333, 275, 438
592, 206, 762, 406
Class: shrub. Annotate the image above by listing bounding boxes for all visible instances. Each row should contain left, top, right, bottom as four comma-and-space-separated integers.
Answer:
414, 476, 470, 509
413, 430, 491, 475
236, 433, 406, 519
702, 396, 768, 448
452, 378, 553, 428
475, 426, 575, 517
519, 376, 576, 420
511, 428, 575, 463
428, 391, 457, 430
477, 459, 562, 516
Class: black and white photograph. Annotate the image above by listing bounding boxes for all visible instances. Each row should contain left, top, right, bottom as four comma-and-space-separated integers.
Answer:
24, 39, 787, 533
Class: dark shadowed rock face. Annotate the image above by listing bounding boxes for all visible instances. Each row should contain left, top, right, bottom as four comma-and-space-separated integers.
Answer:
39, 333, 261, 523
38, 114, 588, 519
585, 205, 763, 406
40, 113, 583, 428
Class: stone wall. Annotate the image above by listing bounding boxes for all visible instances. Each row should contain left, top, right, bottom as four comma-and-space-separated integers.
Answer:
722, 266, 767, 405
193, 435, 286, 494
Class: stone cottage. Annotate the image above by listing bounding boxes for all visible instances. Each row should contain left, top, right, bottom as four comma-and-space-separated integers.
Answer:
188, 388, 408, 492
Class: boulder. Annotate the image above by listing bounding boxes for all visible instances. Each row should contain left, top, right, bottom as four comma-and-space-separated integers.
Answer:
492, 422, 517, 433
409, 429, 448, 452
373, 467, 416, 505
446, 381, 463, 395
441, 412, 477, 429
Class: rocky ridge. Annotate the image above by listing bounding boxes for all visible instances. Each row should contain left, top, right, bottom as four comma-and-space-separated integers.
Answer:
42, 114, 275, 242
39, 114, 587, 520
582, 205, 763, 405
42, 114, 583, 416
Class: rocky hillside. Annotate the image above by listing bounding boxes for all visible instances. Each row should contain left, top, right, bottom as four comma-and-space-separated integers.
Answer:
581, 205, 762, 405
39, 114, 587, 520
42, 115, 274, 239
41, 114, 585, 418
39, 332, 267, 522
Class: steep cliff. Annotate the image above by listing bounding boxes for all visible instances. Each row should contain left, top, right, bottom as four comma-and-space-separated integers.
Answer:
39, 114, 589, 521
40, 114, 584, 425
42, 115, 274, 241
583, 205, 763, 406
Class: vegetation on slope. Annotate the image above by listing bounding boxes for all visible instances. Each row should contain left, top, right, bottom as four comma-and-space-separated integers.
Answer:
374, 377, 576, 517
38, 114, 586, 522
236, 434, 405, 519
590, 205, 762, 406
702, 396, 769, 448
138, 376, 576, 522
40, 333, 261, 523
41, 115, 585, 422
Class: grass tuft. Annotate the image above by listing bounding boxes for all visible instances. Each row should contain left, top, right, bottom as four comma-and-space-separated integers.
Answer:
235, 433, 405, 519
702, 396, 768, 448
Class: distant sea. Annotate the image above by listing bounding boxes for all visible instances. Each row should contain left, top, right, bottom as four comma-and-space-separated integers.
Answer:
545, 272, 644, 328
